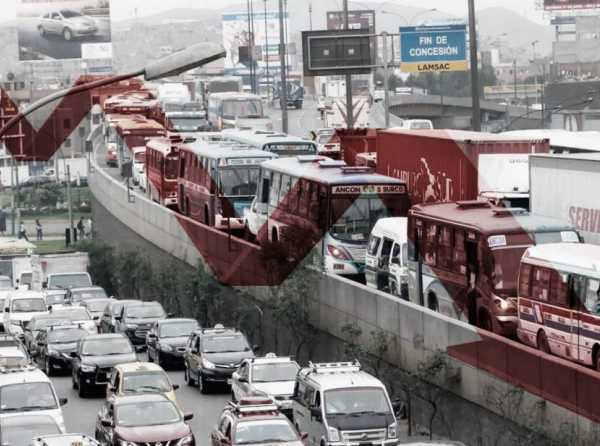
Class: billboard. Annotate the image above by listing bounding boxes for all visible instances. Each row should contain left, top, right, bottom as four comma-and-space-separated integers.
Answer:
326, 10, 376, 33
544, 0, 600, 10
222, 11, 289, 74
16, 0, 112, 61
399, 25, 467, 73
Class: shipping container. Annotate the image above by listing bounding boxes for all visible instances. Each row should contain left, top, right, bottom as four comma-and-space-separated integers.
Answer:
376, 129, 549, 205
530, 153, 600, 245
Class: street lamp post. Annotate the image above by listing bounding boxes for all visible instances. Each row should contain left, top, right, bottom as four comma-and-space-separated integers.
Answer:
468, 0, 481, 131
264, 0, 270, 99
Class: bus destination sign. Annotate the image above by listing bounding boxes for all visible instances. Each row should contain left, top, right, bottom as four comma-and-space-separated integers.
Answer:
332, 184, 406, 195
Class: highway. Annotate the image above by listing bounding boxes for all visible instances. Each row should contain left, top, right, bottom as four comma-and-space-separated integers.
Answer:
265, 98, 323, 138
53, 357, 229, 446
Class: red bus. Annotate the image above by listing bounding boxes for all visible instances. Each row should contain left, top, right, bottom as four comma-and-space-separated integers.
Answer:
145, 137, 180, 207
407, 201, 580, 336
114, 116, 166, 171
103, 91, 162, 122
177, 139, 276, 229
517, 243, 600, 370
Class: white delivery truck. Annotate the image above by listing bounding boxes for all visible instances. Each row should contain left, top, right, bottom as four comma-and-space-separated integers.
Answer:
45, 157, 88, 185
478, 154, 530, 209
530, 153, 600, 246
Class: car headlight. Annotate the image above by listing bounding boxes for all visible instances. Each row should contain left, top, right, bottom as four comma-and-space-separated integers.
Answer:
175, 434, 194, 446
387, 422, 397, 439
159, 343, 174, 352
202, 358, 215, 370
80, 364, 96, 373
125, 323, 138, 330
328, 427, 340, 442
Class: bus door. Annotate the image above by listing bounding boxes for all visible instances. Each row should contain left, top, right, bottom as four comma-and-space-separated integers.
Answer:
574, 275, 600, 365
465, 232, 479, 325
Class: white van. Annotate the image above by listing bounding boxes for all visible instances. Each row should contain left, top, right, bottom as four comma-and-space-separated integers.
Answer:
0, 366, 68, 432
3, 291, 48, 338
365, 218, 409, 299
132, 146, 147, 191
292, 361, 400, 446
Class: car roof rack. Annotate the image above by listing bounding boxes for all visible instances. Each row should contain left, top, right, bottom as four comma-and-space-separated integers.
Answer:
227, 398, 279, 415
0, 364, 37, 374
307, 360, 361, 374
201, 323, 235, 334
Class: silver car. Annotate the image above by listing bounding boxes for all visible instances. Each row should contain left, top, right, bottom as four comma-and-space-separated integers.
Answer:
38, 9, 98, 41
231, 353, 300, 418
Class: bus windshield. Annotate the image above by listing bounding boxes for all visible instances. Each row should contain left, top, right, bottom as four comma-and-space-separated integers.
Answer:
222, 100, 263, 119
219, 167, 260, 196
491, 247, 525, 292
265, 143, 316, 155
165, 156, 178, 180
330, 196, 392, 243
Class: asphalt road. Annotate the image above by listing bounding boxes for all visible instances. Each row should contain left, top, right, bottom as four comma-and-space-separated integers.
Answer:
18, 17, 111, 60
52, 358, 229, 446
266, 98, 324, 139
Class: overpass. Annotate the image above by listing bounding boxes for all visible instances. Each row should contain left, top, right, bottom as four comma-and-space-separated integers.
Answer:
88, 128, 600, 445
388, 94, 542, 131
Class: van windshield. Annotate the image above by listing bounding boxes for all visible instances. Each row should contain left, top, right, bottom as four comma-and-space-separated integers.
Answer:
49, 273, 91, 289
222, 100, 263, 119
324, 388, 391, 416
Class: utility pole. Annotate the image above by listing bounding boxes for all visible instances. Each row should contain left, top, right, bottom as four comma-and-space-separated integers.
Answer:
382, 32, 390, 128
250, 0, 257, 94
513, 59, 518, 101
343, 0, 354, 128
66, 165, 74, 242
468, 0, 481, 131
278, 0, 288, 133
309, 2, 313, 30
246, 0, 255, 94
264, 0, 270, 98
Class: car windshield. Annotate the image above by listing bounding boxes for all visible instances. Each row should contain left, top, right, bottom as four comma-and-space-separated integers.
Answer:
0, 383, 58, 412
32, 318, 70, 331
234, 420, 298, 444
53, 308, 91, 321
325, 388, 391, 416
49, 274, 91, 289
1, 419, 61, 446
125, 304, 165, 319
48, 328, 86, 344
202, 334, 249, 353
0, 277, 12, 289
11, 298, 46, 313
219, 167, 260, 197
222, 99, 263, 119
45, 293, 66, 305
84, 300, 110, 312
122, 372, 172, 393
330, 197, 393, 243
252, 362, 300, 383
169, 118, 205, 131
82, 337, 133, 355
159, 321, 198, 338
60, 10, 82, 18
116, 400, 181, 427
71, 289, 107, 302
317, 134, 334, 144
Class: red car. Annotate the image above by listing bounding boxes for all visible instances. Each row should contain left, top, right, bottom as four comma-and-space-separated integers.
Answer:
95, 394, 194, 446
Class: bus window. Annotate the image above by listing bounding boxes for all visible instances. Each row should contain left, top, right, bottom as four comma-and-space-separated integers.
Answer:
438, 226, 453, 270
380, 238, 394, 267
549, 271, 569, 307
279, 175, 292, 208
531, 267, 550, 302
260, 175, 270, 204
165, 156, 178, 180
584, 278, 600, 315
269, 173, 281, 207
390, 243, 401, 266
519, 264, 532, 298
424, 223, 437, 266
453, 230, 466, 273
367, 236, 381, 256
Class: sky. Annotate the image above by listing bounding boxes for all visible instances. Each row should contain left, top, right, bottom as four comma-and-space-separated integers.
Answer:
0, 0, 548, 23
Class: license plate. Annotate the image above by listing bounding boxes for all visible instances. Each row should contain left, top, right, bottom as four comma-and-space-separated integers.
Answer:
227, 379, 232, 385
333, 264, 345, 270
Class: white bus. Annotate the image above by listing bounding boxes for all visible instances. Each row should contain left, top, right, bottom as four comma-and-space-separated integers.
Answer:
223, 129, 317, 157
246, 156, 410, 276
517, 243, 600, 370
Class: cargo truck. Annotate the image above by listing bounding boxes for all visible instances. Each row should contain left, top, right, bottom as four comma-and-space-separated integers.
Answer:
530, 153, 600, 245
376, 129, 549, 205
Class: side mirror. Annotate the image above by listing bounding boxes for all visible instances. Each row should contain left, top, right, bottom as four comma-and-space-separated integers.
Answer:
69, 352, 78, 358
391, 256, 400, 265
392, 399, 406, 419
42, 281, 47, 289
183, 413, 194, 421
93, 316, 100, 320
115, 316, 122, 321
47, 305, 53, 312
37, 341, 44, 347
252, 344, 261, 352
220, 438, 230, 446
101, 419, 113, 428
4, 308, 9, 313
310, 407, 322, 420
148, 333, 157, 339
59, 397, 68, 406
167, 312, 174, 318
173, 384, 180, 390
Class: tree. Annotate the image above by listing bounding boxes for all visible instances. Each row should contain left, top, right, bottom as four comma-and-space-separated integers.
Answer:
115, 250, 153, 300
76, 240, 118, 296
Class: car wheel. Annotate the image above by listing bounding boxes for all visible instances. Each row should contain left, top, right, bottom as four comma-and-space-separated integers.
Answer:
38, 26, 46, 37
63, 28, 73, 41
148, 349, 154, 362
45, 358, 53, 377
72, 371, 78, 389
199, 373, 209, 394
78, 379, 88, 398
184, 366, 196, 387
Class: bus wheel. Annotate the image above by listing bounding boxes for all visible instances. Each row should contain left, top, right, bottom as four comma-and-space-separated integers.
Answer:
185, 198, 191, 217
593, 345, 600, 371
272, 228, 279, 242
478, 310, 493, 332
204, 206, 210, 225
537, 330, 551, 355
427, 292, 439, 312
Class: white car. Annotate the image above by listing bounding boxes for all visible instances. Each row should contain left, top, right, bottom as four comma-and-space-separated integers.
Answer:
132, 146, 147, 190
49, 307, 97, 335
38, 9, 98, 41
231, 353, 300, 417
3, 291, 49, 338
0, 367, 68, 433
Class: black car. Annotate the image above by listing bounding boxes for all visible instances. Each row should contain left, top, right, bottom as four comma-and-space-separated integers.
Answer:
116, 301, 167, 351
184, 325, 257, 393
100, 300, 140, 333
71, 333, 138, 397
34, 325, 87, 376
66, 286, 108, 305
147, 318, 199, 368
24, 315, 71, 354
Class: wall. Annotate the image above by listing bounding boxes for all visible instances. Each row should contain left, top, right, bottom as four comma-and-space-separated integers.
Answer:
89, 143, 600, 444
